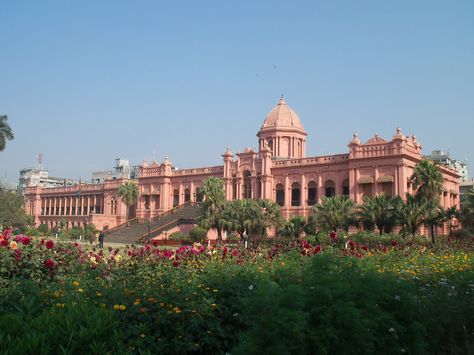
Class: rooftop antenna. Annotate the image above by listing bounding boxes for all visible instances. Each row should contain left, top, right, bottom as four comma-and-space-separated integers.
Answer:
37, 153, 43, 170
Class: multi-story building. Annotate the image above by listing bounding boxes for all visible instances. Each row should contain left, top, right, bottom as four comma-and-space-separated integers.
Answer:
24, 96, 460, 232
425, 150, 468, 182
91, 158, 140, 184
18, 167, 76, 196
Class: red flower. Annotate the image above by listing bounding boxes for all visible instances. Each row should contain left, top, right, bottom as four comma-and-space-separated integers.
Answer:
14, 249, 22, 261
231, 249, 239, 257
313, 245, 322, 254
0, 239, 8, 247
360, 245, 369, 251
391, 240, 398, 247
44, 259, 55, 269
21, 236, 31, 245
45, 240, 54, 249
172, 260, 179, 268
151, 239, 159, 247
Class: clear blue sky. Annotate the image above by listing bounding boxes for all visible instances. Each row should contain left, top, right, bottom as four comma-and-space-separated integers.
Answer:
1, 0, 473, 184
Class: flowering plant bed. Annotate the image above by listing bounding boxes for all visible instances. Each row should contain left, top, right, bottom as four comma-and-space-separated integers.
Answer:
0, 229, 473, 354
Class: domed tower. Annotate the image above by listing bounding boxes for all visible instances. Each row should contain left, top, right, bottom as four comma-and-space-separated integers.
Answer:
257, 95, 307, 159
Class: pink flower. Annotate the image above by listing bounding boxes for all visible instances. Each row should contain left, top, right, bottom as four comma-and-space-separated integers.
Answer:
231, 249, 239, 257
44, 259, 55, 269
45, 240, 54, 249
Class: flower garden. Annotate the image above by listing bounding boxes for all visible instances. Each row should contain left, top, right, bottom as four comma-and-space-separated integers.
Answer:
0, 228, 473, 354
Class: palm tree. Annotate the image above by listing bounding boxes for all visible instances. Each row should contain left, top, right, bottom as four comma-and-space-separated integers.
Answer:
278, 215, 306, 239
443, 206, 460, 237
423, 203, 446, 245
311, 196, 355, 232
411, 159, 445, 244
118, 181, 139, 222
411, 159, 445, 202
460, 187, 474, 232
246, 199, 282, 244
198, 177, 227, 244
222, 199, 253, 241
394, 194, 427, 236
0, 115, 14, 152
356, 195, 399, 235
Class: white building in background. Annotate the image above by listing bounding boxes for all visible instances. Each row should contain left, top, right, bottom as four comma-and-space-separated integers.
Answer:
425, 150, 468, 182
18, 167, 76, 195
91, 158, 140, 184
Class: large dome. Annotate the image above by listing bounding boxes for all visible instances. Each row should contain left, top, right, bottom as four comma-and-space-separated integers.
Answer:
261, 95, 305, 131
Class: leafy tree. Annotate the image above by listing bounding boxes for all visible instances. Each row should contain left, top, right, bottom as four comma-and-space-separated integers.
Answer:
188, 226, 208, 243
198, 177, 227, 244
84, 223, 98, 244
0, 115, 14, 152
38, 223, 49, 236
0, 188, 28, 228
311, 196, 355, 232
67, 226, 84, 240
278, 215, 306, 239
118, 181, 139, 222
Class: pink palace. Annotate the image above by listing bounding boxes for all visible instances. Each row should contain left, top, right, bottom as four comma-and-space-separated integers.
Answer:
25, 96, 460, 233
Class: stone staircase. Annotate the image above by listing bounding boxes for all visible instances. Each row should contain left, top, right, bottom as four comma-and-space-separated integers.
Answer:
105, 203, 200, 245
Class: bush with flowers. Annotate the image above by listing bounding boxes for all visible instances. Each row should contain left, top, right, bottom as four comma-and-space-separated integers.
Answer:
0, 228, 473, 354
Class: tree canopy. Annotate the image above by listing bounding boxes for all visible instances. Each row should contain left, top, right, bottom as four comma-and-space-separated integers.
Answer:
0, 115, 14, 152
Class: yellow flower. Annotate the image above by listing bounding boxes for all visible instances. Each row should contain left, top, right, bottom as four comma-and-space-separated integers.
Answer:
9, 241, 18, 250
211, 303, 217, 308
119, 305, 126, 311
140, 334, 145, 338
96, 292, 102, 297
134, 299, 141, 305
72, 281, 80, 287
78, 288, 84, 293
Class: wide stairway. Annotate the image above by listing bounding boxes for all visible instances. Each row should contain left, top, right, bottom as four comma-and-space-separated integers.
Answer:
105, 203, 200, 245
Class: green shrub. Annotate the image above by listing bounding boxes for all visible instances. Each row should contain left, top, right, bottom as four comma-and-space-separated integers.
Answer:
188, 226, 207, 243
38, 223, 49, 236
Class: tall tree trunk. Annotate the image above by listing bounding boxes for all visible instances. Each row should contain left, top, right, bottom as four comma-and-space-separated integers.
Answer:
430, 224, 436, 246
217, 228, 222, 245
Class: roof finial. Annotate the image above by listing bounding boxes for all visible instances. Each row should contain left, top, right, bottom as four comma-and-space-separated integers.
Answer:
279, 94, 285, 105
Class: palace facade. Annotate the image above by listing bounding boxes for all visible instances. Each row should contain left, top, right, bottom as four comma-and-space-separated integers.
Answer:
25, 96, 460, 231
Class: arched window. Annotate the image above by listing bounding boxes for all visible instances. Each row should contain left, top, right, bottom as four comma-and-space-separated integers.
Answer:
325, 180, 335, 198
173, 189, 179, 207
243, 171, 252, 199
308, 181, 317, 205
195, 188, 203, 203
291, 182, 301, 206
342, 179, 350, 196
275, 183, 285, 206
267, 138, 273, 154
184, 188, 190, 203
